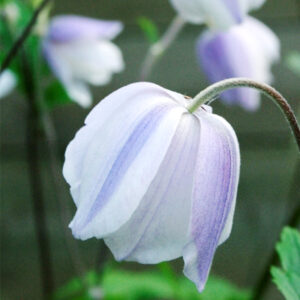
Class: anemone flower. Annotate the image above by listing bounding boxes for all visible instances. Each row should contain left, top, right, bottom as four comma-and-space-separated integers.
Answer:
196, 17, 280, 111
63, 82, 240, 292
43, 15, 124, 108
0, 70, 17, 99
169, 0, 265, 29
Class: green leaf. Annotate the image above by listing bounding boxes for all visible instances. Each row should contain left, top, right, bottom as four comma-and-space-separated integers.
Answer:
101, 267, 175, 300
137, 17, 159, 44
44, 81, 73, 109
285, 52, 300, 77
176, 274, 250, 300
271, 227, 300, 300
55, 265, 250, 300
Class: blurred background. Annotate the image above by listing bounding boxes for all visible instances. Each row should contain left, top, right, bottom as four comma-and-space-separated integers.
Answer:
1, 0, 300, 299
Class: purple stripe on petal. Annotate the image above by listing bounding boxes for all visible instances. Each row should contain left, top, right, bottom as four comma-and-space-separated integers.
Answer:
79, 105, 172, 231
183, 113, 240, 291
105, 114, 200, 263
196, 30, 256, 109
48, 15, 123, 43
223, 0, 243, 24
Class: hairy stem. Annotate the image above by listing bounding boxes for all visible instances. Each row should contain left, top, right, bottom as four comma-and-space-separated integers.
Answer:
188, 78, 300, 152
140, 15, 185, 80
0, 0, 52, 74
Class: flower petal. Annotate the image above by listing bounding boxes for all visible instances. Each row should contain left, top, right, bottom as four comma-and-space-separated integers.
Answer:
183, 109, 240, 292
196, 17, 279, 110
104, 113, 200, 263
66, 84, 187, 240
169, 0, 243, 29
245, 0, 266, 11
64, 82, 175, 201
0, 70, 17, 99
48, 15, 123, 42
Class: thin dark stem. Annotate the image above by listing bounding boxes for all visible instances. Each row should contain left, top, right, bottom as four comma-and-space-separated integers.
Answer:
21, 49, 54, 299
188, 78, 300, 152
96, 241, 109, 273
252, 161, 300, 300
0, 0, 52, 74
41, 113, 86, 278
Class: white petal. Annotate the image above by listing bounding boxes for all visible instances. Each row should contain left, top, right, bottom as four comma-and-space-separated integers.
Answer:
66, 83, 187, 240
0, 70, 17, 98
104, 113, 200, 263
245, 0, 266, 11
64, 79, 92, 107
169, 0, 244, 29
183, 109, 240, 292
48, 40, 123, 86
63, 82, 184, 199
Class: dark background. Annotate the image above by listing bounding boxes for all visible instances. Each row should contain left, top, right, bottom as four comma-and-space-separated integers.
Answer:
1, 0, 300, 299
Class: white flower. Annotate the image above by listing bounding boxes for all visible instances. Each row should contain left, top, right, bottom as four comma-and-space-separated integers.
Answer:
43, 15, 124, 108
196, 17, 280, 110
169, 0, 266, 29
0, 70, 17, 99
63, 82, 240, 292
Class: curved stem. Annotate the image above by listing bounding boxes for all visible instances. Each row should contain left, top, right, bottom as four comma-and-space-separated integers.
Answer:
0, 0, 52, 74
188, 78, 300, 152
140, 15, 185, 81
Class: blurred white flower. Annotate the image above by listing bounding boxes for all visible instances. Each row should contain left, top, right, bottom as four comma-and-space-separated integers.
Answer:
0, 70, 17, 99
43, 15, 124, 108
63, 82, 240, 292
169, 0, 266, 29
196, 17, 280, 111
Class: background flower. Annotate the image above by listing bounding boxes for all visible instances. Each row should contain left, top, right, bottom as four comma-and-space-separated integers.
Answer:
0, 70, 17, 99
63, 82, 240, 292
43, 15, 124, 107
169, 0, 266, 30
196, 17, 280, 110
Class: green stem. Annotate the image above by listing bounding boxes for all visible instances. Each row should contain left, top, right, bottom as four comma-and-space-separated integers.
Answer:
188, 78, 300, 152
140, 15, 185, 80
0, 0, 52, 74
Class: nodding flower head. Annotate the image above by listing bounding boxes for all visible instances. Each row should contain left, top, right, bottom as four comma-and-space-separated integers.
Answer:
63, 82, 240, 292
43, 15, 124, 108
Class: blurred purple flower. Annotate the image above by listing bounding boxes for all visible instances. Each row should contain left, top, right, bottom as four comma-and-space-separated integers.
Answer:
63, 82, 240, 292
169, 0, 265, 29
197, 17, 280, 111
43, 15, 124, 107
0, 70, 17, 99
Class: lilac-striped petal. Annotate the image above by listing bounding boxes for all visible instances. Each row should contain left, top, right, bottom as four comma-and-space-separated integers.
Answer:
169, 0, 243, 29
66, 84, 188, 240
197, 29, 259, 110
63, 82, 184, 198
183, 109, 240, 292
196, 17, 279, 111
48, 15, 123, 43
104, 113, 200, 263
